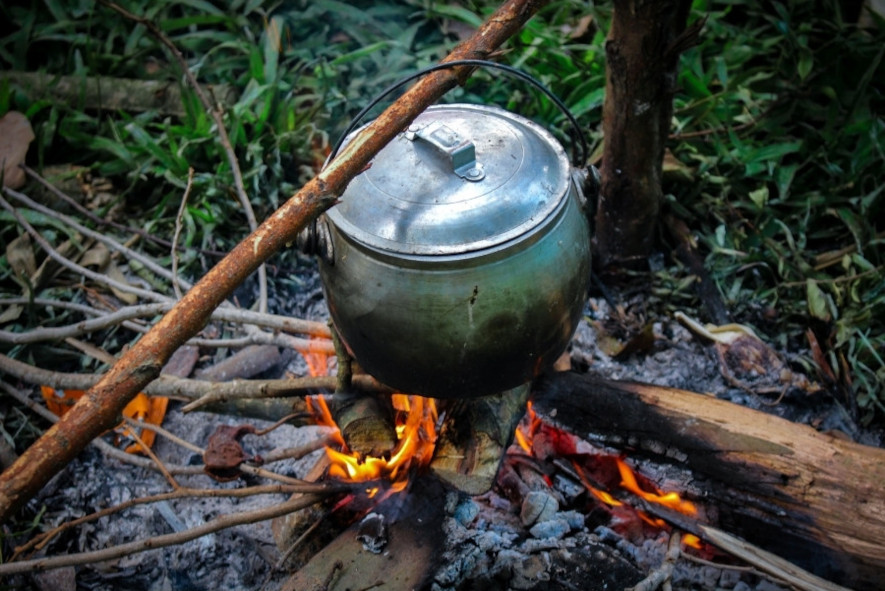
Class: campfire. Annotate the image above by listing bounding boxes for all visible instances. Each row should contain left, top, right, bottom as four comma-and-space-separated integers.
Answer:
272, 340, 881, 591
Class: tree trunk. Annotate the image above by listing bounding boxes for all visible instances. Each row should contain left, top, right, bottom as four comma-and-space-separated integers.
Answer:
594, 0, 694, 272
532, 372, 885, 591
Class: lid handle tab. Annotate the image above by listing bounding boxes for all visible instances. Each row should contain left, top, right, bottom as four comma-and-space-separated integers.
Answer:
407, 121, 485, 182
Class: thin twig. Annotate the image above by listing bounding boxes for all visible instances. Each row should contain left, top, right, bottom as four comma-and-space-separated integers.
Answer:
0, 298, 331, 345
172, 167, 196, 300
0, 492, 328, 575
126, 427, 180, 489
97, 0, 268, 313
627, 531, 680, 591
262, 432, 337, 464
0, 380, 205, 476
3, 186, 188, 293
21, 164, 227, 258
123, 416, 204, 455
0, 352, 384, 404
14, 482, 335, 561
0, 193, 169, 303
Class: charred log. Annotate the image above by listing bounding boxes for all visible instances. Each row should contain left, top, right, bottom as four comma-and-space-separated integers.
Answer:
532, 371, 885, 591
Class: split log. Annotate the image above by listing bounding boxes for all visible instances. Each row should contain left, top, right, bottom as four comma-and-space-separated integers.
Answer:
281, 476, 447, 591
532, 371, 885, 591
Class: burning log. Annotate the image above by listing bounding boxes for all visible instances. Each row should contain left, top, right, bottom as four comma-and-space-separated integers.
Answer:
280, 476, 447, 591
327, 393, 397, 457
532, 371, 885, 591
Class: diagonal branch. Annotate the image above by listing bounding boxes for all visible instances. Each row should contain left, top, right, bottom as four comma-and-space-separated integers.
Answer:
0, 0, 550, 522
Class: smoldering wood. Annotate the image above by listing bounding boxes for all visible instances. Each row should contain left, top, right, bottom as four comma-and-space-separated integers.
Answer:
193, 345, 282, 381
331, 394, 398, 457
531, 371, 885, 591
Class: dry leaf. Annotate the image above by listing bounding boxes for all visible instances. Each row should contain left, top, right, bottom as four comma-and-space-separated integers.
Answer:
78, 242, 139, 304
0, 303, 22, 324
675, 312, 821, 396
5, 233, 36, 292
0, 111, 35, 189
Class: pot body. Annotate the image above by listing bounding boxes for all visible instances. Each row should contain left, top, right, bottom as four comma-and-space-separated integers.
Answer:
318, 185, 590, 398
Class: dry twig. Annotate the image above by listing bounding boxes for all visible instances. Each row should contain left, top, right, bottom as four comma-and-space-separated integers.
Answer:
0, 493, 328, 576
172, 167, 196, 300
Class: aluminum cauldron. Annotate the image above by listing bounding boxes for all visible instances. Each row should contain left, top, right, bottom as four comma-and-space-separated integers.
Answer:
305, 103, 593, 398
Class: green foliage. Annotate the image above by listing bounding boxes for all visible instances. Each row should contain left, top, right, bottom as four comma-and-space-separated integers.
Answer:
668, 0, 885, 424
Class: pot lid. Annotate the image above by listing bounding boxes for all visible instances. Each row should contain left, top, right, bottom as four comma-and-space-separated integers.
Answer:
325, 104, 571, 255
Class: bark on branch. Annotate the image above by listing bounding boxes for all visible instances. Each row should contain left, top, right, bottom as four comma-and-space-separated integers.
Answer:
0, 0, 549, 523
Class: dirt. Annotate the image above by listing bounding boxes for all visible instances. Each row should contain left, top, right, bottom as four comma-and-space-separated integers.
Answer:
7, 262, 883, 591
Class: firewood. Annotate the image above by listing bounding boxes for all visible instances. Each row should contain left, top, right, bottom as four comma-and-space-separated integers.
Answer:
331, 393, 397, 457
532, 371, 885, 591
431, 383, 530, 495
281, 476, 447, 591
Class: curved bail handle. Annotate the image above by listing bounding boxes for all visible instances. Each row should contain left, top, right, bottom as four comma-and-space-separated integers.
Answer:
327, 59, 590, 168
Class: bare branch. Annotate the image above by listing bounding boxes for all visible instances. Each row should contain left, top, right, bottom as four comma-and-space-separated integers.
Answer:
0, 298, 330, 345
172, 167, 196, 299
14, 482, 335, 561
0, 493, 329, 575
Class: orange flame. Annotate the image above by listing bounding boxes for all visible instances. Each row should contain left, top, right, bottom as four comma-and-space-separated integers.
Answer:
682, 533, 703, 550
302, 344, 437, 496
515, 401, 540, 453
312, 394, 437, 496
615, 458, 698, 517
514, 401, 698, 527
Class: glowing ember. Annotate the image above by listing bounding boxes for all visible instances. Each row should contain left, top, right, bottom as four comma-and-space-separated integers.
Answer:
682, 533, 703, 550
514, 400, 698, 524
615, 457, 697, 516
302, 344, 437, 496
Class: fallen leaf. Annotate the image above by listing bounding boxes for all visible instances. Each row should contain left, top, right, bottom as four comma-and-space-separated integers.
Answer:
0, 303, 22, 324
203, 424, 257, 481
675, 312, 821, 396
6, 233, 37, 294
0, 111, 35, 189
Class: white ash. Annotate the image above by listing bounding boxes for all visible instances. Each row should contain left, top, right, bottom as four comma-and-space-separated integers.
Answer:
429, 471, 793, 591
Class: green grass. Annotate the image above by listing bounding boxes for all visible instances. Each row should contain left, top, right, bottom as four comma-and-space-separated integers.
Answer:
1, 0, 883, 425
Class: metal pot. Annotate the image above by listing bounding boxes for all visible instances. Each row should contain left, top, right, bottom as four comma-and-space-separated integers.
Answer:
304, 103, 593, 398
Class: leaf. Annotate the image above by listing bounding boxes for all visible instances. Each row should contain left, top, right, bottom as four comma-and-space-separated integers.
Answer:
0, 304, 22, 324
749, 186, 769, 209
6, 233, 36, 287
429, 4, 484, 28
0, 111, 35, 189
798, 49, 813, 81
807, 280, 832, 323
